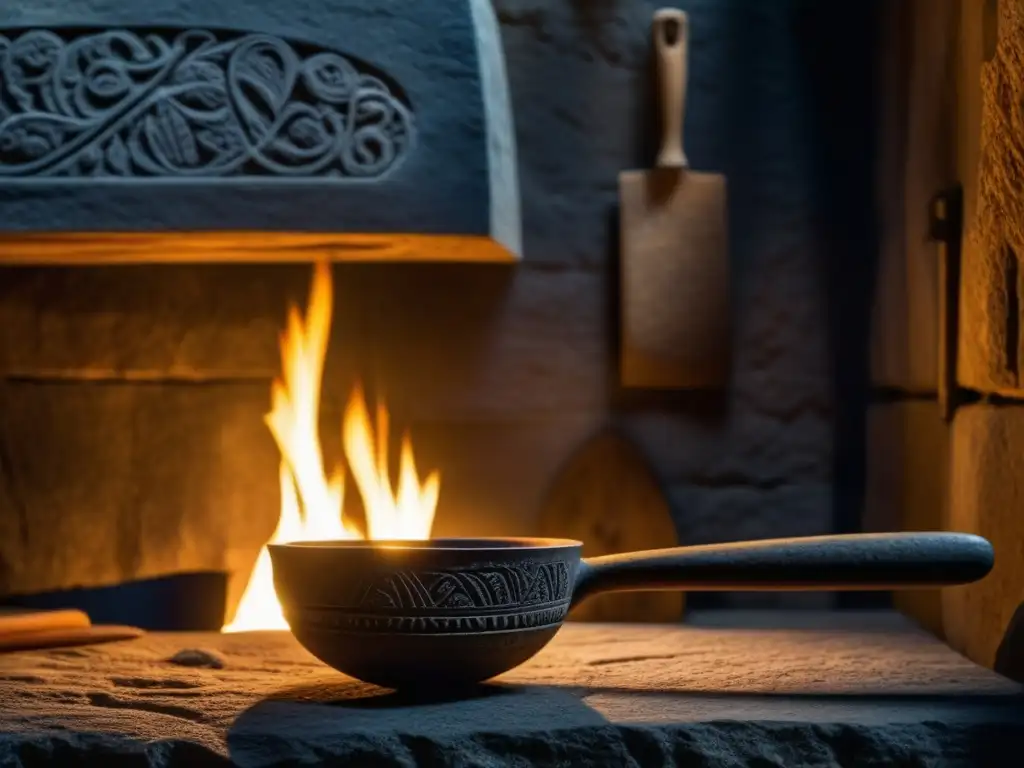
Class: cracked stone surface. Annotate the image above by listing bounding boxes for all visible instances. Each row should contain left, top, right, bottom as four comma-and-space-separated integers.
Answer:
0, 612, 1021, 767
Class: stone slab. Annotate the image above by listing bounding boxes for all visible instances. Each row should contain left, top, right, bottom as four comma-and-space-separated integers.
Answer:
0, 265, 313, 379
944, 404, 1024, 681
0, 264, 391, 385
0, 0, 520, 259
958, 0, 1024, 394
0, 612, 1019, 766
666, 484, 833, 551
347, 264, 610, 421
0, 380, 280, 612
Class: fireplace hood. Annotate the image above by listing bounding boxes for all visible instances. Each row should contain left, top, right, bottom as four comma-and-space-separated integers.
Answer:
0, 0, 521, 263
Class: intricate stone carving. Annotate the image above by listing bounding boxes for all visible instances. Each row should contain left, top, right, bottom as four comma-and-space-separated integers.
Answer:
289, 560, 574, 635
0, 28, 414, 179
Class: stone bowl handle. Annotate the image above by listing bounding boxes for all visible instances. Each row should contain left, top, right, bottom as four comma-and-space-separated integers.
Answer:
570, 532, 994, 609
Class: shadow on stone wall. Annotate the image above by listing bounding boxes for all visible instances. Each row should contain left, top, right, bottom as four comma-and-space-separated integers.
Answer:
794, 0, 881, 523
792, 0, 882, 595
995, 601, 1024, 683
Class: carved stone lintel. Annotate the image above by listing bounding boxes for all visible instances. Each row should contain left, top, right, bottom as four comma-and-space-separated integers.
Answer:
0, 0, 522, 261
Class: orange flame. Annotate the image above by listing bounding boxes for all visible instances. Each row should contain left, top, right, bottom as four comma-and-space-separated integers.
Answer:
222, 262, 439, 633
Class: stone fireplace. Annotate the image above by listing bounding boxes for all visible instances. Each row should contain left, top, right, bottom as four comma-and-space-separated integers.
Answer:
0, 0, 526, 624
0, 0, 855, 630
1, 0, 1023, 764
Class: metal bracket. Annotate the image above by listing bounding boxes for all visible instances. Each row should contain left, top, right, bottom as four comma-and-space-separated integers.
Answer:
928, 184, 964, 422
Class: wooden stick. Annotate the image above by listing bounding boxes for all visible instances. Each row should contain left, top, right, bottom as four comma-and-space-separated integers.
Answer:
0, 625, 145, 653
0, 608, 91, 638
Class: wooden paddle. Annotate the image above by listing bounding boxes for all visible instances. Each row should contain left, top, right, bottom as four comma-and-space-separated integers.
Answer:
619, 8, 730, 389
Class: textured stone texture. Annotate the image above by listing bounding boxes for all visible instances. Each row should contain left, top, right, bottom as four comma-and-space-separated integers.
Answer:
0, 612, 1021, 767
958, 0, 1024, 394
538, 430, 684, 623
0, 380, 280, 614
943, 405, 1024, 677
0, 0, 521, 259
666, 484, 833, 609
0, 0, 853, 610
864, 401, 949, 635
0, 266, 315, 378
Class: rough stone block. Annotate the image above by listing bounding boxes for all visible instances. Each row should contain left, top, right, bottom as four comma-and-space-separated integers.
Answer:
667, 483, 833, 550
666, 483, 834, 609
0, 265, 315, 377
0, 0, 520, 261
864, 400, 949, 634
346, 264, 610, 421
621, 402, 831, 490
944, 404, 1024, 677
0, 264, 607, 418
958, 0, 1024, 394
0, 613, 1020, 766
0, 381, 279, 614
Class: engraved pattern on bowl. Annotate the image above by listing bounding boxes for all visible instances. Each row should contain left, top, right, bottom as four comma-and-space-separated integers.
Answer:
287, 559, 574, 636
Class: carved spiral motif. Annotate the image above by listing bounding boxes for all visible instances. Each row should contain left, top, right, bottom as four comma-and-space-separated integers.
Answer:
0, 29, 415, 178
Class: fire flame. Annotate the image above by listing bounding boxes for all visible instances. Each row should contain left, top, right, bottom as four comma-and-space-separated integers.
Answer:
222, 262, 439, 633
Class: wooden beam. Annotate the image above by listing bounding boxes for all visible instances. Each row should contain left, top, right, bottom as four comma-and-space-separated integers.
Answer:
0, 233, 518, 265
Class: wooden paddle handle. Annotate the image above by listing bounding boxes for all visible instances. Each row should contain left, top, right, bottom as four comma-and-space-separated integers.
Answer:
0, 608, 91, 637
0, 625, 145, 653
654, 8, 689, 169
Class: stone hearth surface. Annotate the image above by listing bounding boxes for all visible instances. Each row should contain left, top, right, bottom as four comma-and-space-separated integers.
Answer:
0, 612, 1021, 767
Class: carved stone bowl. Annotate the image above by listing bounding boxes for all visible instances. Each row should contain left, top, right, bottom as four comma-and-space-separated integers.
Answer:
270, 538, 577, 690
268, 533, 994, 690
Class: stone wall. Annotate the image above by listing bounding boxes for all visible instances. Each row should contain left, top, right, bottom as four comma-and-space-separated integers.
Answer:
941, 0, 1024, 679
867, 0, 1024, 681
864, 0, 959, 622
0, 0, 875, 623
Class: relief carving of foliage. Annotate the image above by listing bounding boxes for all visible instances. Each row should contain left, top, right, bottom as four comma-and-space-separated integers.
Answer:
0, 28, 414, 178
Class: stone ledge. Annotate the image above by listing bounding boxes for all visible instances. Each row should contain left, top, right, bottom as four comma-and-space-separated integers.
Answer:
946, 404, 1024, 675
0, 612, 1020, 767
